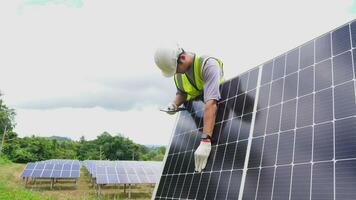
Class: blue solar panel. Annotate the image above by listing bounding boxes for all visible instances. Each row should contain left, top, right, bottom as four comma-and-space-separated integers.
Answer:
21, 170, 33, 177
54, 164, 62, 170
96, 166, 106, 174
21, 163, 36, 177
97, 175, 108, 185
32, 170, 43, 177
126, 166, 135, 174
72, 164, 80, 171
52, 170, 61, 177
108, 174, 118, 184
21, 160, 81, 179
148, 175, 158, 183
117, 166, 125, 174
138, 174, 149, 183
84, 160, 162, 185
41, 170, 52, 178
107, 166, 116, 174
128, 174, 139, 183
35, 163, 45, 170
61, 170, 70, 178
26, 163, 36, 169
118, 174, 129, 183
63, 164, 71, 170
145, 168, 154, 175
44, 164, 54, 170
154, 19, 356, 199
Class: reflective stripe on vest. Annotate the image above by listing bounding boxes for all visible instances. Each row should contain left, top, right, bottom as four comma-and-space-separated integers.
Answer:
174, 54, 224, 100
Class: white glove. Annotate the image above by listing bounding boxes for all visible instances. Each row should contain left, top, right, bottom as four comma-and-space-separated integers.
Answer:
166, 102, 178, 115
194, 140, 211, 172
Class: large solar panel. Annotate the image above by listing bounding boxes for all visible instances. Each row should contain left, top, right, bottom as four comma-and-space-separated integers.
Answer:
153, 19, 356, 199
83, 160, 162, 185
21, 159, 80, 178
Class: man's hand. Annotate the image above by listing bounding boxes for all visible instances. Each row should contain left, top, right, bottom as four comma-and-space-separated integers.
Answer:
165, 102, 178, 115
194, 140, 211, 172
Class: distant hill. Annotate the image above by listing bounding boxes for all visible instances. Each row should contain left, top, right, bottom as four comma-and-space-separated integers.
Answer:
46, 136, 72, 141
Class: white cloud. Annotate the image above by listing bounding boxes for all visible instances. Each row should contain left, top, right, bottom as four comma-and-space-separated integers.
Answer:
15, 106, 176, 145
16, 75, 175, 110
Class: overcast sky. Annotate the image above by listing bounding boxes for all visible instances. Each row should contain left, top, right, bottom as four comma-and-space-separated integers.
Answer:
0, 0, 354, 145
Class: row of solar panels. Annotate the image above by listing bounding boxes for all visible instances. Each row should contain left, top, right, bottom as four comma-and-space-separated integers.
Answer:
21, 159, 80, 178
83, 160, 162, 184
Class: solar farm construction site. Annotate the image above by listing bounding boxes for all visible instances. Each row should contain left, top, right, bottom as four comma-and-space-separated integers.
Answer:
16, 159, 162, 199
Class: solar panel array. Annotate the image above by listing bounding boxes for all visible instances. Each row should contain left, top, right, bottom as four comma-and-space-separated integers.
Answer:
154, 20, 356, 200
83, 160, 162, 185
83, 160, 114, 178
21, 159, 80, 178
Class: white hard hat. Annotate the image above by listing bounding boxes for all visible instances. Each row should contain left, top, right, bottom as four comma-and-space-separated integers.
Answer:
154, 46, 184, 77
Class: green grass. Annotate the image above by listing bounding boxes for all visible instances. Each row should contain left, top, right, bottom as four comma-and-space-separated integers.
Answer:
0, 157, 154, 200
0, 155, 11, 164
0, 156, 54, 200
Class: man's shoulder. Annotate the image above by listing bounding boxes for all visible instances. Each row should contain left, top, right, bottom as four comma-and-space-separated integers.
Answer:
202, 59, 221, 82
203, 58, 220, 73
205, 57, 219, 65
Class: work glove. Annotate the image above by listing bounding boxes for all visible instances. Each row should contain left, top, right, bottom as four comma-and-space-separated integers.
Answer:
166, 102, 178, 115
194, 140, 211, 172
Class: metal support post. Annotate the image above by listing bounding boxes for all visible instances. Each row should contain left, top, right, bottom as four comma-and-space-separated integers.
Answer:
128, 184, 131, 199
50, 178, 54, 190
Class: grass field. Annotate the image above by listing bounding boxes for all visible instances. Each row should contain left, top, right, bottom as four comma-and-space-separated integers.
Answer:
0, 158, 155, 200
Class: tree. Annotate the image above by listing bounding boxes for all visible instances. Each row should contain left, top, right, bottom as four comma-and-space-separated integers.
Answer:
0, 92, 16, 155
79, 135, 86, 143
0, 92, 16, 132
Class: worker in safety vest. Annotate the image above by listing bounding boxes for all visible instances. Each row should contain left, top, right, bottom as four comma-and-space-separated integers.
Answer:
154, 45, 224, 172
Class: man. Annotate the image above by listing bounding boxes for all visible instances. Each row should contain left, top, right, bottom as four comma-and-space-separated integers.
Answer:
154, 46, 224, 172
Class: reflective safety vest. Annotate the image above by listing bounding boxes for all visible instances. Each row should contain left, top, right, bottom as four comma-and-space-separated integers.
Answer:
174, 54, 224, 100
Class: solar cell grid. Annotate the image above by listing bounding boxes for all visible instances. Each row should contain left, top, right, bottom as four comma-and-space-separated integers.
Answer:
154, 20, 356, 200
21, 170, 33, 177
87, 160, 162, 185
20, 160, 80, 179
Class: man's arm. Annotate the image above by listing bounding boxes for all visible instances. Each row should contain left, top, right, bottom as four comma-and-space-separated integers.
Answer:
194, 59, 222, 172
173, 92, 187, 107
194, 99, 218, 173
203, 99, 217, 138
201, 58, 222, 137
